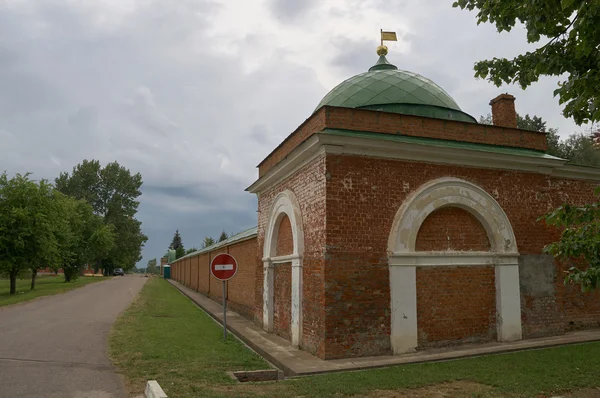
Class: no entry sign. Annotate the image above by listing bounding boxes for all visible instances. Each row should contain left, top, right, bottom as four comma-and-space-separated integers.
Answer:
211, 253, 238, 340
211, 253, 238, 281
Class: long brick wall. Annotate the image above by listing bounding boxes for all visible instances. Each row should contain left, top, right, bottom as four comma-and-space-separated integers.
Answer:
169, 233, 258, 319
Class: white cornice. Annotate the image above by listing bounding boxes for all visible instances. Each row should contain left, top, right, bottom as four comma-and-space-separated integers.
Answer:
389, 252, 520, 267
246, 132, 600, 194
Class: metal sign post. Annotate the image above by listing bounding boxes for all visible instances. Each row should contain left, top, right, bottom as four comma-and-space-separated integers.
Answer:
210, 253, 238, 341
222, 280, 227, 340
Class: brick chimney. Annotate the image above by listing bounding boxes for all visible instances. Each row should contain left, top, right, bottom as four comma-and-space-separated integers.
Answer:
489, 94, 517, 128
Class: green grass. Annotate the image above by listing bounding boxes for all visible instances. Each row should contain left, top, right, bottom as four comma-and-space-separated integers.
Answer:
109, 277, 270, 398
110, 278, 600, 398
0, 274, 108, 307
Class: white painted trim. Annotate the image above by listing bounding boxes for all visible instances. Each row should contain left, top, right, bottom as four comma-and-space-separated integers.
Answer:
263, 254, 302, 265
495, 264, 523, 341
261, 190, 304, 348
387, 178, 523, 354
247, 135, 325, 194
389, 252, 519, 267
553, 164, 600, 181
388, 177, 518, 254
389, 266, 418, 354
247, 132, 600, 195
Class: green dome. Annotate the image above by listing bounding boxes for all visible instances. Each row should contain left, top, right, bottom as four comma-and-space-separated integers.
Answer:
316, 55, 476, 123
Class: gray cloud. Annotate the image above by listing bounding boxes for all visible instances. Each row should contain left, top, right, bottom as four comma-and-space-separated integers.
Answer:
0, 0, 588, 267
269, 0, 317, 21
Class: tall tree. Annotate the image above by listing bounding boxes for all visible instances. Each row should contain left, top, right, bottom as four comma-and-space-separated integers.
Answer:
0, 173, 56, 294
170, 230, 183, 250
454, 0, 600, 125
479, 113, 600, 164
202, 236, 215, 248
218, 230, 229, 242
53, 193, 114, 282
55, 160, 147, 273
146, 258, 158, 274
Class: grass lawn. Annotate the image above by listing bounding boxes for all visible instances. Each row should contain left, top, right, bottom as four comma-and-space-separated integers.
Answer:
110, 278, 600, 398
0, 274, 108, 307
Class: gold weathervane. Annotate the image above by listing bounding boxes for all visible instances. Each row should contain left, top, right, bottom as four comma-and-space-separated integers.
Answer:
378, 29, 397, 56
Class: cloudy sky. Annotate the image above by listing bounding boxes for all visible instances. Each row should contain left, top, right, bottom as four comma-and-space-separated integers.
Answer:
0, 0, 587, 266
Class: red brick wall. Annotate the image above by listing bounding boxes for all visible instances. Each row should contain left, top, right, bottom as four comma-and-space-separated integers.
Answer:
416, 266, 497, 347
259, 106, 547, 176
416, 207, 490, 251
190, 255, 199, 291
276, 215, 294, 256
227, 239, 259, 319
197, 252, 211, 294
170, 237, 257, 321
273, 262, 292, 340
323, 152, 599, 359
257, 154, 327, 357
414, 207, 495, 347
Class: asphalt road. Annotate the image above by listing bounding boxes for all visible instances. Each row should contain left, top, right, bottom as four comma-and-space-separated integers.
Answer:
0, 275, 147, 398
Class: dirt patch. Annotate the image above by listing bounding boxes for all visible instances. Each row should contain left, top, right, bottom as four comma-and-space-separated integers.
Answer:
363, 381, 498, 398
556, 388, 600, 398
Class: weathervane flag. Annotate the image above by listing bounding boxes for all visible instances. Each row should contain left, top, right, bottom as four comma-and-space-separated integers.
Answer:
380, 30, 397, 45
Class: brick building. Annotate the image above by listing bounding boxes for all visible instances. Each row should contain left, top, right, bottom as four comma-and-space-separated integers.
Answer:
170, 46, 600, 360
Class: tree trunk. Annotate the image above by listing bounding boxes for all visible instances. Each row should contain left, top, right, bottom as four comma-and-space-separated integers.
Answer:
9, 270, 17, 295
31, 270, 37, 290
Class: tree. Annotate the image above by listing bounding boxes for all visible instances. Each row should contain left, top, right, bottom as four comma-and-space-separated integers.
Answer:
218, 230, 229, 242
202, 236, 215, 248
55, 160, 147, 273
170, 230, 183, 250
185, 247, 198, 254
559, 133, 600, 168
146, 258, 159, 275
541, 186, 600, 291
175, 247, 185, 259
0, 173, 56, 294
454, 1, 600, 125
54, 194, 113, 282
479, 113, 600, 164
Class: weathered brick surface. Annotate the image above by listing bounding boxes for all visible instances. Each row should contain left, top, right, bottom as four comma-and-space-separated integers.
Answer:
190, 255, 199, 291
490, 94, 517, 128
197, 252, 211, 294
256, 154, 327, 357
323, 153, 599, 358
227, 239, 259, 319
276, 215, 294, 256
416, 266, 497, 347
259, 106, 547, 176
171, 127, 599, 360
273, 262, 292, 340
169, 238, 258, 321
415, 207, 490, 251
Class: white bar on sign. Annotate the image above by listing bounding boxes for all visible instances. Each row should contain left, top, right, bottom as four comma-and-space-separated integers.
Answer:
215, 264, 234, 271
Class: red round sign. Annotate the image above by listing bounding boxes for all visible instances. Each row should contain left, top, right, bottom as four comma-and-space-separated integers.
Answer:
210, 253, 238, 281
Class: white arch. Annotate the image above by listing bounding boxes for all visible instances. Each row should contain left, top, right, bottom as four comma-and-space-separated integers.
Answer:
262, 190, 304, 347
388, 177, 517, 254
263, 190, 304, 259
388, 177, 522, 354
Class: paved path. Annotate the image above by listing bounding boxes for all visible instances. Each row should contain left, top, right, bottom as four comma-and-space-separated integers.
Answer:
0, 275, 147, 398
